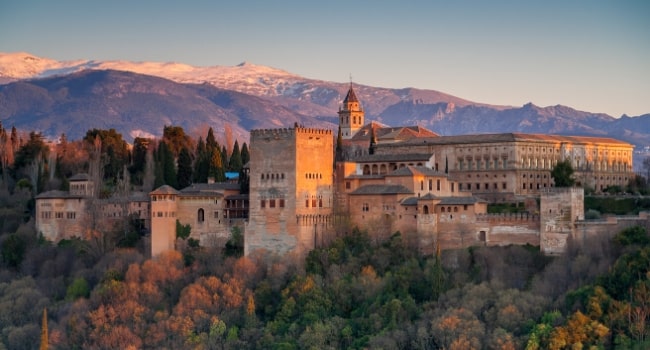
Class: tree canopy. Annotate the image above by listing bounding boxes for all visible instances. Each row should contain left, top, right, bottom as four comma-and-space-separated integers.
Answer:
551, 159, 575, 187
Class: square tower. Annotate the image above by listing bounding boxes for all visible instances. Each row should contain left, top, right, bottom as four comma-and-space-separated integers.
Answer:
246, 126, 334, 257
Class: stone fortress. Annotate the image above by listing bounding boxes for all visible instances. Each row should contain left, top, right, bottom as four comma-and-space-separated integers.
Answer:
35, 85, 649, 258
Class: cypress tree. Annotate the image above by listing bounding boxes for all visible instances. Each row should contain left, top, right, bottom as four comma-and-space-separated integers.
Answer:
228, 140, 243, 172
240, 142, 250, 166
336, 126, 344, 161
193, 137, 209, 183
221, 145, 228, 170
177, 147, 193, 189
206, 127, 218, 150
209, 149, 226, 182
159, 142, 178, 189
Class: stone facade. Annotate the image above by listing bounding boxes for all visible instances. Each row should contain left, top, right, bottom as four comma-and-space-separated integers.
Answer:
35, 174, 151, 242
245, 127, 334, 258
150, 183, 244, 257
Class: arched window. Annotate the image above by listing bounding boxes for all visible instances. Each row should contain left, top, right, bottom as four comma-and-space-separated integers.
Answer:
423, 205, 429, 214
198, 208, 205, 222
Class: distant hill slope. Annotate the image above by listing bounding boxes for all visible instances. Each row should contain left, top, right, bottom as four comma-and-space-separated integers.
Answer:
0, 52, 649, 151
0, 70, 325, 141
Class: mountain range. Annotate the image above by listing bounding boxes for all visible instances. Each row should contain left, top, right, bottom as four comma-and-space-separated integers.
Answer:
1, 52, 649, 153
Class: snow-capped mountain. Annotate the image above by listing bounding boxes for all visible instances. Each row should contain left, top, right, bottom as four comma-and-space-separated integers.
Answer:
1, 52, 649, 162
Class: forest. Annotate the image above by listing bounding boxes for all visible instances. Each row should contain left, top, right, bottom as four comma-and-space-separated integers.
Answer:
1, 123, 650, 349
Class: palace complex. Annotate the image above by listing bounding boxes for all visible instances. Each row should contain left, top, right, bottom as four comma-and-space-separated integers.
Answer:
35, 85, 647, 259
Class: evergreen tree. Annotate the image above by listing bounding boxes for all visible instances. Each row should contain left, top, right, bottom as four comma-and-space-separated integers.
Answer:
551, 159, 575, 187
130, 137, 150, 185
240, 142, 250, 166
177, 147, 193, 189
193, 137, 209, 183
206, 127, 218, 150
10, 125, 18, 149
221, 145, 228, 171
336, 126, 344, 161
158, 142, 178, 188
209, 148, 226, 182
228, 140, 243, 172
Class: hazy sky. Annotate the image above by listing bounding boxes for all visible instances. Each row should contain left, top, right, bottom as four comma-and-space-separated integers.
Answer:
1, 0, 648, 117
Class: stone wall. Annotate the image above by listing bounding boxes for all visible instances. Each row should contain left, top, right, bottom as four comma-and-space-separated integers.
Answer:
245, 127, 334, 258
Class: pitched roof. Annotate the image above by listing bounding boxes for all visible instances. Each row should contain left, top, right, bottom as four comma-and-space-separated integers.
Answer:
69, 173, 90, 181
350, 122, 438, 143
387, 165, 447, 177
351, 152, 434, 163
349, 184, 413, 195
179, 182, 240, 196
150, 185, 180, 195
343, 86, 359, 103
438, 196, 487, 205
395, 132, 632, 147
400, 197, 419, 206
35, 190, 83, 199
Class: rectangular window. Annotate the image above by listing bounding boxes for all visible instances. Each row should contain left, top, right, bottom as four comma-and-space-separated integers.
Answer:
319, 199, 323, 207
429, 179, 433, 191
261, 200, 266, 208
279, 199, 285, 208
476, 183, 480, 190
345, 181, 351, 189
306, 200, 309, 208
270, 199, 276, 208
503, 183, 507, 189
312, 199, 317, 207
214, 211, 219, 219
451, 183, 455, 192
436, 179, 441, 191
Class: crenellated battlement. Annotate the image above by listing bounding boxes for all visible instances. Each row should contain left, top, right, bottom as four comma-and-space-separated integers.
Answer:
476, 212, 539, 223
539, 187, 584, 195
250, 128, 295, 138
250, 127, 332, 139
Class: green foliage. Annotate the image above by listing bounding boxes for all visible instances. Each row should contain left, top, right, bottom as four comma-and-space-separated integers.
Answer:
225, 226, 243, 257
157, 141, 178, 189
13, 132, 49, 170
176, 147, 193, 189
551, 159, 575, 187
83, 128, 129, 183
585, 196, 650, 215
1, 233, 26, 268
614, 226, 649, 247
65, 277, 90, 300
488, 202, 527, 214
176, 219, 191, 240
129, 137, 151, 185
228, 140, 243, 172
585, 209, 601, 220
240, 142, 249, 165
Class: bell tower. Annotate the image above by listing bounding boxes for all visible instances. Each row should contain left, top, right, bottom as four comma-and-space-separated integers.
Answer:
338, 84, 364, 139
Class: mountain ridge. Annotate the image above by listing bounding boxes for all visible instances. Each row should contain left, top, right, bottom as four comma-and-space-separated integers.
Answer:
0, 52, 648, 155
